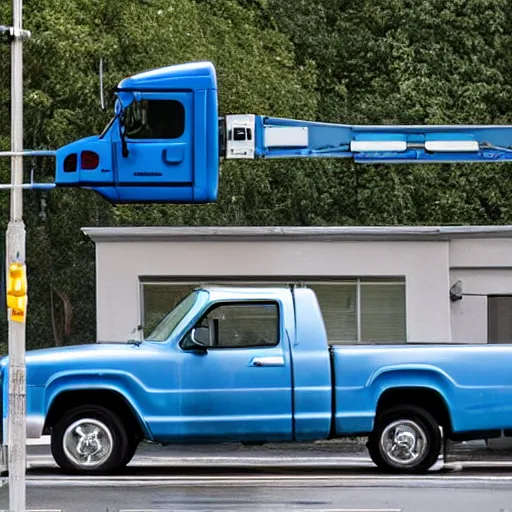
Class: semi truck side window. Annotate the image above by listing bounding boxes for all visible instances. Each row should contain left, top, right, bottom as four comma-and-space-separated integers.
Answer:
199, 302, 279, 348
124, 99, 185, 139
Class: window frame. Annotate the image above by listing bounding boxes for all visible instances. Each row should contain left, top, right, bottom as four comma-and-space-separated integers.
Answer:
179, 300, 282, 350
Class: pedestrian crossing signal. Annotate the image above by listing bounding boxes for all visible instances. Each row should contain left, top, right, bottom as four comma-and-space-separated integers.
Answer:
6, 261, 27, 323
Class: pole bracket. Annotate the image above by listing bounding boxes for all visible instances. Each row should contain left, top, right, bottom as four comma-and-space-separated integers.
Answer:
0, 150, 57, 190
0, 25, 31, 42
0, 150, 56, 158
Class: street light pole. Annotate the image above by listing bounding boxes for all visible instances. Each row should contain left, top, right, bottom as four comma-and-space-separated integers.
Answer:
6, 0, 27, 509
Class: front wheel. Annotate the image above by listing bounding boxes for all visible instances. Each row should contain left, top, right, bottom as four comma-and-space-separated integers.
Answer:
51, 405, 130, 474
367, 405, 441, 474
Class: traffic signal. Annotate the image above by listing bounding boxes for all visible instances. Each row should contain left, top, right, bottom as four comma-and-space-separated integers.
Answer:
55, 61, 220, 204
6, 261, 27, 323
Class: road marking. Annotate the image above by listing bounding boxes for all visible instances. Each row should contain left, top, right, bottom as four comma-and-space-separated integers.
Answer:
25, 455, 378, 470
25, 474, 512, 481
15, 473, 512, 488
453, 460, 512, 467
26, 436, 51, 446
27, 455, 373, 466
120, 509, 401, 512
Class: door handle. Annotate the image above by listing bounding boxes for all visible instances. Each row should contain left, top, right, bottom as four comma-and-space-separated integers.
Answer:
163, 145, 185, 164
249, 356, 284, 367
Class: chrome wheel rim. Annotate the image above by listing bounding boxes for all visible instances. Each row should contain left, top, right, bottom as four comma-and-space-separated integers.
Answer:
62, 418, 113, 468
379, 419, 428, 467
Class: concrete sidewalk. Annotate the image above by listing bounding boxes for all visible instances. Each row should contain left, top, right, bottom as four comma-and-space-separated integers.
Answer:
23, 435, 512, 464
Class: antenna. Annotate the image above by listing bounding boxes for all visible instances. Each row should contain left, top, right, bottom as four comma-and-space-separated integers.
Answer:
99, 57, 105, 110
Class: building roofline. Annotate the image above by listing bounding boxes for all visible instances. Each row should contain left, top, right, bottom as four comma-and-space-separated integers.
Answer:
81, 225, 512, 243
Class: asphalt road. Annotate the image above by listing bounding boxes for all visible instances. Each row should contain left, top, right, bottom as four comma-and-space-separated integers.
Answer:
1, 443, 512, 512
3, 467, 512, 512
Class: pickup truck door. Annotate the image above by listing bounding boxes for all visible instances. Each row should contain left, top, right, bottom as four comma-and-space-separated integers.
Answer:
171, 300, 293, 442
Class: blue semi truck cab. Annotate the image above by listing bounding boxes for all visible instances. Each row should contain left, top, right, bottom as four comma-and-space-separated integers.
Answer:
2, 285, 512, 474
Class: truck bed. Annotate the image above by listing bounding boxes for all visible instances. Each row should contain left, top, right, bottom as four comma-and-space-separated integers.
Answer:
330, 343, 512, 437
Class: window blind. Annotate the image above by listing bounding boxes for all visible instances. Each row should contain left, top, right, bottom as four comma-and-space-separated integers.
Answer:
309, 283, 357, 343
142, 284, 195, 335
361, 283, 406, 343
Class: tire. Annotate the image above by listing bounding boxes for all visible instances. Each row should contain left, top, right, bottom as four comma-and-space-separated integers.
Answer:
51, 405, 130, 474
367, 405, 441, 474
119, 436, 140, 468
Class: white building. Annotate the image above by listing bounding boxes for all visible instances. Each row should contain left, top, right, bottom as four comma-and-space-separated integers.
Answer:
82, 225, 512, 345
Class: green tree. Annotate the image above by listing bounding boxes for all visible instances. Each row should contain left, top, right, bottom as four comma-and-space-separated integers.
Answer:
269, 0, 512, 225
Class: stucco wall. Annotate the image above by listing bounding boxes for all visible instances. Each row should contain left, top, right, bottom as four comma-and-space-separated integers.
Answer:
450, 239, 512, 269
449, 239, 512, 343
95, 239, 451, 343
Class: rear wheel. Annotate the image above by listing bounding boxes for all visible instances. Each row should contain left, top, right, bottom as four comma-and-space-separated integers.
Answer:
367, 405, 441, 474
51, 405, 130, 474
120, 436, 141, 467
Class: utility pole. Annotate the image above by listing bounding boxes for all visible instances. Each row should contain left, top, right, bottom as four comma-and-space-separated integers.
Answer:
3, 0, 30, 509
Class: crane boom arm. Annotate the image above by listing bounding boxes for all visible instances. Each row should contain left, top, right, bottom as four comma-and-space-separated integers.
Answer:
42, 61, 512, 204
224, 114, 512, 164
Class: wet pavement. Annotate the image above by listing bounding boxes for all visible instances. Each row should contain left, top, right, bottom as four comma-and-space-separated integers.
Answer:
1, 440, 512, 512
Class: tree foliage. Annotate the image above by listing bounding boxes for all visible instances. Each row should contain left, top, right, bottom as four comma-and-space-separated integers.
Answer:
0, 0, 511, 350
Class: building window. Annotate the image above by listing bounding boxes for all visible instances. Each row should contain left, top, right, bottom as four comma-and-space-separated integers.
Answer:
142, 284, 194, 335
488, 296, 512, 344
141, 278, 406, 344
312, 283, 357, 342
312, 280, 406, 343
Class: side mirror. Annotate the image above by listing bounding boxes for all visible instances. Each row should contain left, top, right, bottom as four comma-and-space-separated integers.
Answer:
182, 327, 208, 353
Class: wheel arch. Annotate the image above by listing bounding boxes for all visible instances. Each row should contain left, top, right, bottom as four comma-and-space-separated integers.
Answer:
375, 386, 453, 435
43, 387, 150, 441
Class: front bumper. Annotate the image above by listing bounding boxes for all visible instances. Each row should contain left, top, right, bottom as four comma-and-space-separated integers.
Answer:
2, 415, 45, 444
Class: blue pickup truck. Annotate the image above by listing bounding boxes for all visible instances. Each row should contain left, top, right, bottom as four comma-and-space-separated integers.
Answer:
2, 286, 512, 474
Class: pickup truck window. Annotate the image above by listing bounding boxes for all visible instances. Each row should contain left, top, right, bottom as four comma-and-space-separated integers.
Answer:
196, 302, 279, 348
146, 290, 199, 342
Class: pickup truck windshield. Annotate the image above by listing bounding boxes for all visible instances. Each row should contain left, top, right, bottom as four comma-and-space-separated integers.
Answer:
145, 290, 199, 342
